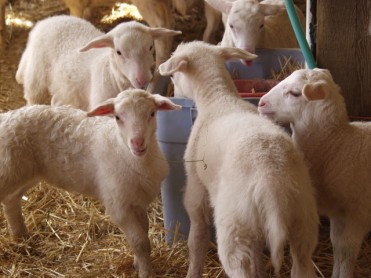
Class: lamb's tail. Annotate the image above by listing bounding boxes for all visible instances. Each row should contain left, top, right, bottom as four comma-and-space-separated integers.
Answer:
265, 207, 288, 276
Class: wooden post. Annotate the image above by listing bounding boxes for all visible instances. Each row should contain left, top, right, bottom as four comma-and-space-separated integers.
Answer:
0, 0, 7, 52
317, 0, 371, 117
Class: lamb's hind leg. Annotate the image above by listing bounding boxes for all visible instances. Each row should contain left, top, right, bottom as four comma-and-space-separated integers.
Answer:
24, 86, 51, 105
289, 215, 318, 278
183, 175, 211, 278
214, 204, 262, 278
330, 217, 366, 278
203, 3, 222, 44
23, 72, 51, 105
2, 192, 28, 240
289, 227, 317, 278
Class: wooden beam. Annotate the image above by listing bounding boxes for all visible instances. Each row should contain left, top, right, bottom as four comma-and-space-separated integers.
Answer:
317, 0, 371, 117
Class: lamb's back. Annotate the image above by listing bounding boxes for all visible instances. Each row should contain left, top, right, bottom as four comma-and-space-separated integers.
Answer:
0, 105, 113, 195
189, 106, 294, 183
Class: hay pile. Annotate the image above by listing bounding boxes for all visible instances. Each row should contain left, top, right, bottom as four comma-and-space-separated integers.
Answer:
0, 1, 370, 277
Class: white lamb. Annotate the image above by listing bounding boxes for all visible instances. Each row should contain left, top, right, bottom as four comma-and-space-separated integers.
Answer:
15, 15, 181, 110
159, 41, 319, 278
206, 0, 305, 56
258, 68, 371, 278
62, 0, 177, 66
0, 89, 181, 278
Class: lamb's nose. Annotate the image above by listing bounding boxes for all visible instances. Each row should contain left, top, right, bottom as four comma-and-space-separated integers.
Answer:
131, 137, 144, 149
136, 78, 148, 89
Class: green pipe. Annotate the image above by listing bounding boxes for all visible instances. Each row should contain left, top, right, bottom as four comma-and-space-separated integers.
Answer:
284, 0, 317, 69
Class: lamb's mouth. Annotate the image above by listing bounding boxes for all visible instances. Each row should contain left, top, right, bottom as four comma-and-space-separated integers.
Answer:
132, 147, 147, 157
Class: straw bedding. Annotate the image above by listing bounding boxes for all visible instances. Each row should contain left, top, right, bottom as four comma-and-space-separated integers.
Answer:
0, 1, 370, 277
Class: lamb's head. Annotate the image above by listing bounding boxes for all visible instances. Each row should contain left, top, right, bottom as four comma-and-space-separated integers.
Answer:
258, 68, 345, 126
87, 89, 181, 157
207, 0, 285, 56
80, 21, 181, 89
158, 41, 257, 99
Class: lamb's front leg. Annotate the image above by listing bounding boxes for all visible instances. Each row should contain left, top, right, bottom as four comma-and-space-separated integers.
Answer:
132, 207, 151, 274
183, 176, 211, 278
3, 193, 28, 240
107, 204, 153, 278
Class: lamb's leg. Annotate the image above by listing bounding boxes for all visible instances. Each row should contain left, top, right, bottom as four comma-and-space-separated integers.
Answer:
134, 0, 175, 66
2, 193, 28, 240
24, 85, 51, 105
51, 92, 83, 110
183, 176, 211, 278
330, 217, 365, 278
203, 3, 222, 44
289, 230, 317, 278
285, 208, 318, 278
253, 240, 268, 278
132, 208, 150, 273
82, 7, 92, 20
214, 204, 257, 278
107, 205, 153, 278
67, 3, 84, 18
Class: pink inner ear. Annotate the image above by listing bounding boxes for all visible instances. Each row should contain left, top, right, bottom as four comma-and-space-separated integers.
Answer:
96, 107, 113, 115
157, 102, 174, 110
93, 45, 106, 49
303, 83, 326, 101
90, 43, 109, 49
313, 89, 325, 100
158, 103, 173, 110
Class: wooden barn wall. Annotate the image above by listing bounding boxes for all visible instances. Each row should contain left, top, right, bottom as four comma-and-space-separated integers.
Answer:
317, 0, 371, 117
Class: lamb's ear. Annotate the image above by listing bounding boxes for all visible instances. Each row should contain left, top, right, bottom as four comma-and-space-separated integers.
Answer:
147, 27, 182, 39
80, 34, 114, 52
205, 0, 233, 14
314, 68, 333, 80
218, 46, 258, 61
158, 56, 188, 76
302, 82, 327, 101
87, 99, 115, 117
259, 0, 284, 4
259, 3, 285, 16
152, 94, 182, 111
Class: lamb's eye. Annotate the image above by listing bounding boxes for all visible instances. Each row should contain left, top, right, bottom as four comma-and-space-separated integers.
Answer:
149, 45, 154, 51
288, 91, 301, 97
229, 24, 234, 29
150, 111, 155, 117
116, 50, 122, 55
115, 115, 120, 120
260, 24, 264, 29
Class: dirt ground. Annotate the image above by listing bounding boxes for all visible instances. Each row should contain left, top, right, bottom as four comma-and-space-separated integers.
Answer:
0, 0, 370, 277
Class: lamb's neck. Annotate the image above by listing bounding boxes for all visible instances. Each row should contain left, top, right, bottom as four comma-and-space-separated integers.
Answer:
292, 114, 350, 158
292, 118, 351, 194
193, 72, 240, 111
